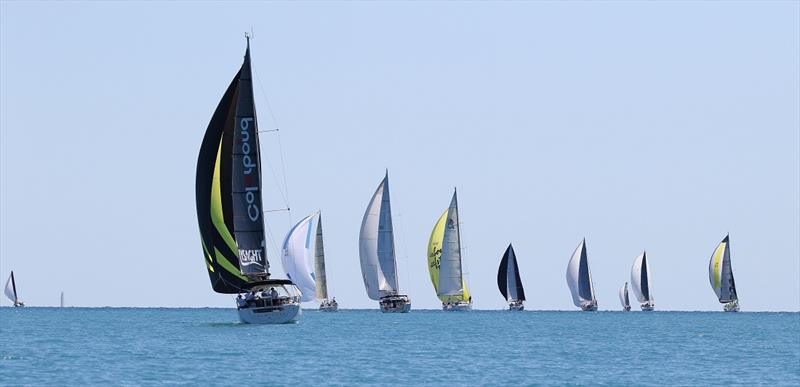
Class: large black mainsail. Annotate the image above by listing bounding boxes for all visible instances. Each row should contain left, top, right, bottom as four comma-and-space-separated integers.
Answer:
497, 244, 526, 302
196, 38, 270, 294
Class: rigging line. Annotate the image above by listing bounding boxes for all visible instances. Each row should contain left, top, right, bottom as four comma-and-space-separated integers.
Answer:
252, 65, 292, 224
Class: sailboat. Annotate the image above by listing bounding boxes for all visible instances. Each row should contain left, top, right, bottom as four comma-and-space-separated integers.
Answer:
60, 292, 64, 308
428, 189, 472, 311
708, 234, 739, 312
195, 36, 301, 324
565, 239, 597, 311
281, 211, 337, 312
358, 172, 411, 313
619, 282, 631, 311
4, 271, 24, 307
630, 251, 654, 311
497, 244, 525, 311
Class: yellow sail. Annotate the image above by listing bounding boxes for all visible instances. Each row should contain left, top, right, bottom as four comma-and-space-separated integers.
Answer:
712, 241, 726, 289
427, 209, 470, 303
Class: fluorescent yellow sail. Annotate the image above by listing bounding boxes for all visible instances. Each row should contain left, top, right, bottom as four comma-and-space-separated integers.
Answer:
427, 209, 470, 302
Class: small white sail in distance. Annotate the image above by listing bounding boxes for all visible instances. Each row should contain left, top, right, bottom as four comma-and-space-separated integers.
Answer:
619, 282, 630, 309
630, 251, 653, 303
280, 212, 321, 302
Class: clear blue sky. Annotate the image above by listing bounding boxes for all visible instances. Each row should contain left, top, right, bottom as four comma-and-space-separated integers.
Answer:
1, 1, 798, 311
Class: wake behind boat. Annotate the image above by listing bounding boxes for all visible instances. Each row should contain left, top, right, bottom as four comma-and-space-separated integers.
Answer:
709, 235, 740, 312
281, 211, 338, 312
4, 271, 24, 307
566, 239, 597, 311
428, 189, 472, 311
359, 172, 411, 313
497, 244, 526, 311
195, 36, 301, 324
630, 251, 654, 311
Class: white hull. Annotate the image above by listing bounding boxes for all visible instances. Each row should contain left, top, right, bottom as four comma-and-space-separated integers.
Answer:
508, 301, 524, 311
580, 302, 598, 311
238, 303, 301, 324
641, 303, 654, 311
320, 303, 338, 312
622, 306, 631, 311
443, 301, 472, 311
380, 295, 411, 313
724, 300, 740, 312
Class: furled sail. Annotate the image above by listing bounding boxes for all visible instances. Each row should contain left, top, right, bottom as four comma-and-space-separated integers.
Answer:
630, 251, 653, 303
281, 212, 325, 302
4, 271, 18, 304
196, 39, 270, 293
566, 239, 596, 307
619, 282, 630, 309
708, 235, 738, 303
359, 173, 400, 300
427, 190, 471, 302
497, 244, 526, 302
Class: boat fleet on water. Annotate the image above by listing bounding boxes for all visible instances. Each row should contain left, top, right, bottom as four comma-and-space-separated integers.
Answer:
182, 38, 746, 324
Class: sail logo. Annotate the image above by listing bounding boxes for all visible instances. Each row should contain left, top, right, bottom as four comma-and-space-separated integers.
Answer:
429, 247, 442, 269
240, 117, 260, 222
239, 249, 264, 265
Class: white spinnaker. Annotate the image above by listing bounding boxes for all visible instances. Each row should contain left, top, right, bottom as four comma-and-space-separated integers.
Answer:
566, 240, 585, 308
630, 252, 646, 302
438, 191, 464, 297
4, 273, 16, 303
359, 175, 398, 300
280, 213, 318, 302
619, 283, 629, 308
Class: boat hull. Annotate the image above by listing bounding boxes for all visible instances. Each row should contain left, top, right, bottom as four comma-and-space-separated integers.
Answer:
508, 301, 524, 311
238, 303, 301, 324
580, 303, 598, 311
724, 300, 740, 312
320, 303, 338, 312
641, 303, 654, 312
380, 295, 411, 313
622, 306, 631, 311
443, 301, 472, 311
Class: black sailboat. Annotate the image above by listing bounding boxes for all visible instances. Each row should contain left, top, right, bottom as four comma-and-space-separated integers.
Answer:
195, 36, 301, 324
497, 244, 526, 310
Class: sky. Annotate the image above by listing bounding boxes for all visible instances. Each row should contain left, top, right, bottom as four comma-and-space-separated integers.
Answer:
1, 1, 798, 311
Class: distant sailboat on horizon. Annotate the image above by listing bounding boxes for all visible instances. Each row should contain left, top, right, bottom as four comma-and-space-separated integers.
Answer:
428, 189, 472, 311
358, 172, 411, 313
709, 234, 740, 312
195, 36, 302, 324
619, 282, 631, 311
281, 211, 338, 311
497, 244, 525, 311
4, 271, 24, 307
630, 251, 654, 311
566, 239, 597, 311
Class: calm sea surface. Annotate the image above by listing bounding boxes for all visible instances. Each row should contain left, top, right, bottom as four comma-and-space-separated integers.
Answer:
0, 308, 798, 386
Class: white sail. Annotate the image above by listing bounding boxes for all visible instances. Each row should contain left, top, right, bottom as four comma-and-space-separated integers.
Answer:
359, 174, 399, 300
438, 190, 464, 297
630, 251, 652, 303
566, 239, 595, 307
280, 213, 319, 302
4, 273, 16, 304
314, 215, 328, 300
619, 282, 630, 309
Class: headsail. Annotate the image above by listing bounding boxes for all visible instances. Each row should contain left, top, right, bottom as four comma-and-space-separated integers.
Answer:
619, 282, 630, 309
280, 212, 322, 302
195, 39, 270, 293
708, 235, 737, 303
497, 244, 526, 302
314, 214, 329, 300
359, 173, 400, 300
566, 239, 595, 307
4, 271, 18, 304
427, 190, 471, 302
630, 251, 653, 303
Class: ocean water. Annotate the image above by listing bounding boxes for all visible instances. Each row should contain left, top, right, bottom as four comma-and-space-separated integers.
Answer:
1, 308, 798, 386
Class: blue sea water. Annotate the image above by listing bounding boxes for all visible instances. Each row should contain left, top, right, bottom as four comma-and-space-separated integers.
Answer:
1, 308, 798, 386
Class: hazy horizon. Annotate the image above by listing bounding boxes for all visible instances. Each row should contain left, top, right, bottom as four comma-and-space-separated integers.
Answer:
2, 1, 798, 311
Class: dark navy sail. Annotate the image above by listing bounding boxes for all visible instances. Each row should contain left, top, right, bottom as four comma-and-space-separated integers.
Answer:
196, 39, 270, 294
497, 244, 526, 301
577, 243, 593, 301
231, 41, 269, 277
641, 252, 650, 301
